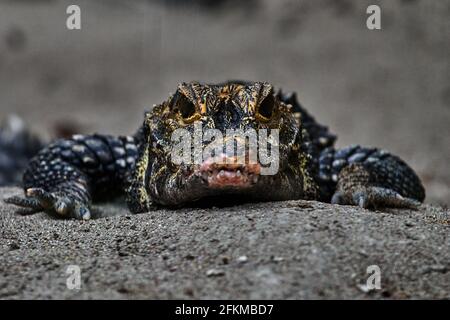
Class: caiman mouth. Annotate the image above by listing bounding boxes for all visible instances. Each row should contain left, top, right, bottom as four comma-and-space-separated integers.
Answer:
199, 155, 261, 188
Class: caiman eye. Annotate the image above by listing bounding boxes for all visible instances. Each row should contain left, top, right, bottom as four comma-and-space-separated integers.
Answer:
173, 93, 199, 123
256, 93, 275, 122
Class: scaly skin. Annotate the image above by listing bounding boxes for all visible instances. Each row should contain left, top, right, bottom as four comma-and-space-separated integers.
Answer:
4, 81, 425, 219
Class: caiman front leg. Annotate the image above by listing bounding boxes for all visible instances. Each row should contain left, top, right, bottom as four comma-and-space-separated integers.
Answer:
318, 145, 425, 209
4, 134, 138, 219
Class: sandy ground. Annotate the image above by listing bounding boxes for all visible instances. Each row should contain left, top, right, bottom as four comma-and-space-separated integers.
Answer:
1, 187, 449, 299
0, 0, 449, 299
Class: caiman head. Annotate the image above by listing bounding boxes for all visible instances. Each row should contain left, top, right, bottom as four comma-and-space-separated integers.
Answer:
141, 81, 317, 206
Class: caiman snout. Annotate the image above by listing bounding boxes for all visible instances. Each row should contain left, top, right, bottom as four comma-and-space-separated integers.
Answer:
199, 153, 261, 188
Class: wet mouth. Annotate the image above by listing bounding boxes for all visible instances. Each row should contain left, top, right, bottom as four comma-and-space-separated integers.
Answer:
199, 158, 261, 188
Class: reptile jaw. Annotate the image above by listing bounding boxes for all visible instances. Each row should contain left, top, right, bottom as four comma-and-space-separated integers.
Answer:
198, 157, 261, 189
202, 168, 259, 188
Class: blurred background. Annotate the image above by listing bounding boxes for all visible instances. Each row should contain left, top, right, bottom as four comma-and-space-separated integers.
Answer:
0, 0, 448, 205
